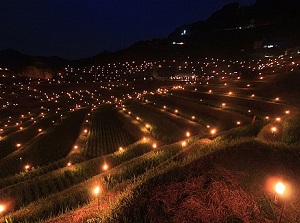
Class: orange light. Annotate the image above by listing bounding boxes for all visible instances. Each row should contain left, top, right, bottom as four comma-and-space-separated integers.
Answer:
285, 110, 290, 115
67, 162, 72, 167
275, 117, 281, 122
236, 121, 241, 125
271, 127, 277, 133
93, 186, 101, 196
84, 129, 88, 133
16, 143, 21, 148
102, 163, 108, 171
181, 141, 187, 147
191, 116, 195, 120
152, 143, 157, 149
275, 182, 286, 195
119, 147, 123, 151
0, 204, 4, 213
38, 128, 42, 132
211, 129, 216, 135
186, 131, 191, 137
24, 164, 30, 170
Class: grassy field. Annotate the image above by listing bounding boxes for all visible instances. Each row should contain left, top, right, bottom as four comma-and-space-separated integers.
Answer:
0, 108, 89, 179
82, 105, 135, 158
89, 122, 300, 223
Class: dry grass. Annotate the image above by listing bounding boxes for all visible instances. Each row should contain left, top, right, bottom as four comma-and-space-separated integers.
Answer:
144, 167, 265, 223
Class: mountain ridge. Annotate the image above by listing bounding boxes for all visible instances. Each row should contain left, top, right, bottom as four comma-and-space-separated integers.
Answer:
1, 0, 300, 70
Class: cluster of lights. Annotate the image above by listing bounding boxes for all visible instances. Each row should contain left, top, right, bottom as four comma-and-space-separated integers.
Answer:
1, 52, 299, 220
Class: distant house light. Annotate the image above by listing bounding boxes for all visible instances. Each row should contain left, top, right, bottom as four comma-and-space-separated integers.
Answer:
173, 41, 185, 45
264, 44, 274, 49
181, 29, 187, 35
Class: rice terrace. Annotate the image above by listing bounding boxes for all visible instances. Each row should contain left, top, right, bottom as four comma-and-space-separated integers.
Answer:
0, 50, 299, 222
1, 0, 300, 222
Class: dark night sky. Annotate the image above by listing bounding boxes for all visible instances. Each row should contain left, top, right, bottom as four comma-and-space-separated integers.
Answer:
0, 0, 255, 59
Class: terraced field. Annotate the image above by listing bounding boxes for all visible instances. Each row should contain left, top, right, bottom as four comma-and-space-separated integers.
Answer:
82, 105, 136, 158
0, 108, 89, 179
0, 70, 300, 223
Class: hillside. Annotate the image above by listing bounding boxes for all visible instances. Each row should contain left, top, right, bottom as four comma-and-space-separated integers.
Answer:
1, 0, 300, 70
168, 0, 300, 57
1, 1, 300, 222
